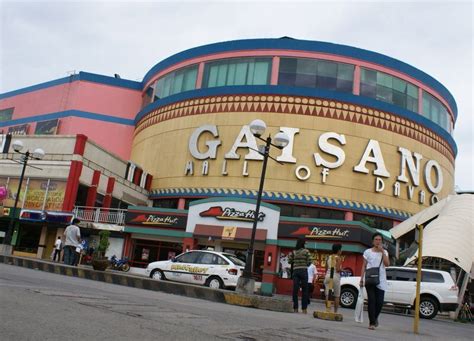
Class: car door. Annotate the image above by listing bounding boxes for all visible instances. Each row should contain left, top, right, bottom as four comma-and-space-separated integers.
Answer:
391, 269, 417, 305
169, 251, 201, 283
193, 252, 221, 285
384, 268, 397, 303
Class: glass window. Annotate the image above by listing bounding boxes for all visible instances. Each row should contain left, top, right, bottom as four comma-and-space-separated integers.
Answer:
203, 58, 271, 88
422, 91, 452, 133
0, 107, 14, 122
279, 58, 353, 93
422, 271, 445, 283
152, 65, 198, 102
361, 68, 420, 114
224, 253, 246, 266
386, 269, 395, 280
176, 251, 200, 264
198, 253, 228, 265
395, 270, 416, 281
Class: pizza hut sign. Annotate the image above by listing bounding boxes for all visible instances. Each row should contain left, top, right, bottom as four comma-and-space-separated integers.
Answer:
308, 227, 350, 238
199, 206, 265, 222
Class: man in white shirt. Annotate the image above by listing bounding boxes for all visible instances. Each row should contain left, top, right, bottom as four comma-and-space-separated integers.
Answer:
307, 259, 318, 305
53, 237, 62, 262
63, 218, 81, 266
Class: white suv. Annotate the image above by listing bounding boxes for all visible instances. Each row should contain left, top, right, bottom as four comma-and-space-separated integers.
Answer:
339, 266, 459, 319
145, 250, 245, 289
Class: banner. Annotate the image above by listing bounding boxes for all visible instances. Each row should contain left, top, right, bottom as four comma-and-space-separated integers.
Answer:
34, 119, 59, 135
0, 177, 66, 211
8, 124, 29, 135
125, 209, 187, 229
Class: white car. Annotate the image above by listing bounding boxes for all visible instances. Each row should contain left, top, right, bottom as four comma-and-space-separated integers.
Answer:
145, 250, 245, 289
339, 266, 459, 319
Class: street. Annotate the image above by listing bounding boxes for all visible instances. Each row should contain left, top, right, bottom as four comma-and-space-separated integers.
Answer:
0, 263, 472, 341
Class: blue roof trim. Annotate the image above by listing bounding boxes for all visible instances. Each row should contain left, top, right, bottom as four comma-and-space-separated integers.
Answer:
0, 72, 141, 100
149, 188, 412, 221
0, 109, 135, 127
141, 38, 457, 118
135, 85, 457, 156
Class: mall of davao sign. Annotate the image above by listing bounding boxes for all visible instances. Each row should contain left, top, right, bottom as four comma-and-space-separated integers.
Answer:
184, 124, 446, 205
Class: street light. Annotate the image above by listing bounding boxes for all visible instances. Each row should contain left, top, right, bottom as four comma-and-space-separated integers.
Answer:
2, 140, 45, 251
236, 119, 289, 294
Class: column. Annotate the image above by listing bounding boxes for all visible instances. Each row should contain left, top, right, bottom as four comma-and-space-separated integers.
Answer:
183, 237, 198, 252
344, 211, 354, 221
270, 56, 280, 85
260, 244, 279, 296
102, 177, 116, 209
62, 134, 87, 211
353, 65, 361, 95
85, 170, 101, 207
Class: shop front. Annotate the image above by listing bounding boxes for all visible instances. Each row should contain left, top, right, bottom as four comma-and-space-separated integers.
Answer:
274, 217, 394, 297
182, 197, 281, 294
123, 206, 188, 268
12, 209, 74, 259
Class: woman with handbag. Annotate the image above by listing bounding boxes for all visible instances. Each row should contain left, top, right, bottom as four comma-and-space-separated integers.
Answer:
359, 233, 390, 330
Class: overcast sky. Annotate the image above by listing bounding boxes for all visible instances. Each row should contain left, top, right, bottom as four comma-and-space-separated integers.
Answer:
1, 0, 472, 189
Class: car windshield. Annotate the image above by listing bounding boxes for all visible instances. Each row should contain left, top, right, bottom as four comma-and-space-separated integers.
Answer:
223, 254, 246, 266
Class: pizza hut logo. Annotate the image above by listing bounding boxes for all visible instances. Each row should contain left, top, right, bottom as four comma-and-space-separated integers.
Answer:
199, 206, 265, 222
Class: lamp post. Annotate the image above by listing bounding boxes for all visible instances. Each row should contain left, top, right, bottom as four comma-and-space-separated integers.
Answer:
2, 140, 45, 253
236, 119, 289, 294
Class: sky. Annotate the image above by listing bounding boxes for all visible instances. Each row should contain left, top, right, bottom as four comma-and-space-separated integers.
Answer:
0, 0, 472, 190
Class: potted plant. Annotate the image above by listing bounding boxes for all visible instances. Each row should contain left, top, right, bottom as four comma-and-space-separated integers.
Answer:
91, 230, 110, 271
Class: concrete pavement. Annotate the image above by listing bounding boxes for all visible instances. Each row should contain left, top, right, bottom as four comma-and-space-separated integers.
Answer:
1, 263, 472, 340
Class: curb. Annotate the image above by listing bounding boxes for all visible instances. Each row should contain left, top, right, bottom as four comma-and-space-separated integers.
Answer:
0, 255, 293, 313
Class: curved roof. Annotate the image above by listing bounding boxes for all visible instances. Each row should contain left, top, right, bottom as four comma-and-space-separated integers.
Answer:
390, 194, 474, 275
142, 38, 457, 119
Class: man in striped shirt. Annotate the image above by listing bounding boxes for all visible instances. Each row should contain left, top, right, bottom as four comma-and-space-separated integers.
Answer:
289, 238, 313, 313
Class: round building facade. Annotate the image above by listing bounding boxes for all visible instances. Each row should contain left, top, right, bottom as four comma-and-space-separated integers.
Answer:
126, 38, 457, 294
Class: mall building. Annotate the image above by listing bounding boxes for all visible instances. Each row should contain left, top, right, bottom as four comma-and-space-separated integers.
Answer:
0, 38, 457, 295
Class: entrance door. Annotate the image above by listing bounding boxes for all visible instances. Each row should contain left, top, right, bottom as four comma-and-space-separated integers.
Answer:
42, 228, 57, 260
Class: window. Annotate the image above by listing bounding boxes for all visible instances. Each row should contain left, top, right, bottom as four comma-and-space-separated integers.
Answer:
423, 91, 452, 133
395, 270, 416, 281
203, 58, 271, 88
141, 82, 156, 108
422, 271, 445, 283
0, 107, 14, 122
224, 254, 246, 266
198, 253, 228, 265
152, 65, 198, 102
273, 203, 345, 220
153, 199, 179, 209
386, 269, 395, 280
279, 58, 354, 93
176, 251, 200, 264
360, 68, 419, 113
353, 214, 393, 231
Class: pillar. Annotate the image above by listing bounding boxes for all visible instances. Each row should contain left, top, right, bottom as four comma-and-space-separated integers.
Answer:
344, 211, 354, 221
183, 237, 198, 252
177, 198, 186, 210
36, 225, 47, 259
62, 134, 87, 211
353, 65, 361, 95
85, 170, 101, 207
270, 56, 280, 85
260, 244, 279, 296
102, 177, 116, 209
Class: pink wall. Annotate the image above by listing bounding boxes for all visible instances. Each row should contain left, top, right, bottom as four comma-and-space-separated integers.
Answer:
0, 83, 75, 119
59, 117, 134, 159
70, 81, 142, 119
0, 81, 142, 121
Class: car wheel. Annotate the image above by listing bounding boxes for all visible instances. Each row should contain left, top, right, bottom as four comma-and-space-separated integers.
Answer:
206, 276, 224, 289
340, 287, 358, 309
150, 269, 166, 281
419, 296, 438, 319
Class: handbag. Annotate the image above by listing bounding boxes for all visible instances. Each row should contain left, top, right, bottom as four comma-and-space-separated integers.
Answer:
354, 290, 364, 323
364, 253, 384, 286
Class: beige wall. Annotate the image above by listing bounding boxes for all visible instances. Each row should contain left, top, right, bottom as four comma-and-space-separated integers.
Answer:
131, 98, 455, 216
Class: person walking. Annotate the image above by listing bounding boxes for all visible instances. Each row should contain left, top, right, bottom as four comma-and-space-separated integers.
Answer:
63, 218, 81, 266
307, 258, 318, 305
53, 236, 62, 262
289, 238, 312, 313
360, 233, 390, 330
324, 243, 342, 313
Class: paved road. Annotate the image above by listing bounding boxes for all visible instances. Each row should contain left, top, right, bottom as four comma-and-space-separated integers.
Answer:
0, 264, 472, 341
